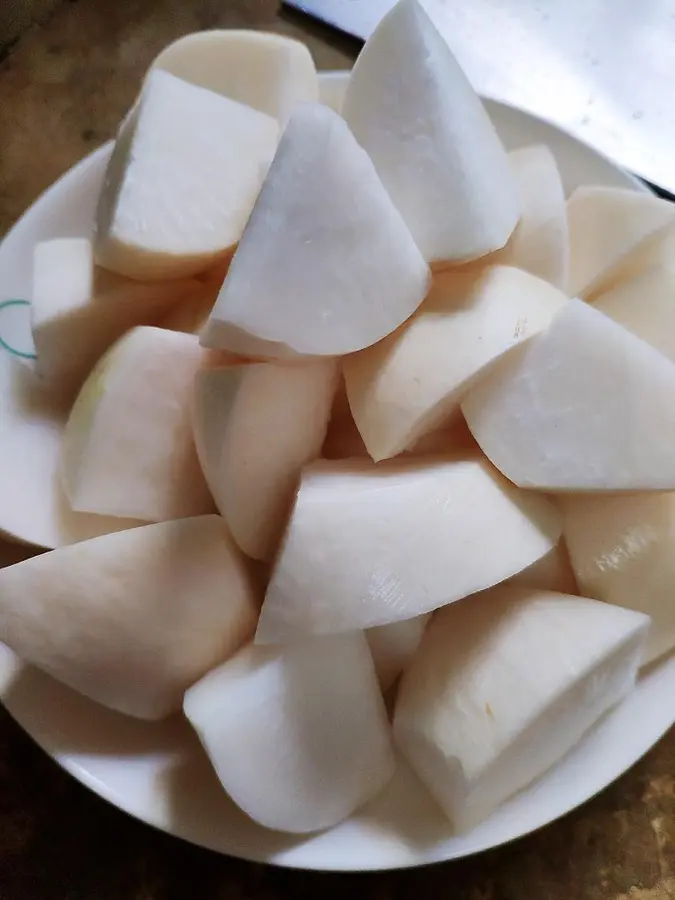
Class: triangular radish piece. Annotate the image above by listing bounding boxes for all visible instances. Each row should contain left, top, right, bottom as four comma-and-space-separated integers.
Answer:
366, 614, 431, 691
593, 267, 675, 363
62, 326, 214, 522
184, 632, 395, 833
394, 584, 648, 832
0, 516, 259, 719
507, 540, 578, 595
567, 186, 675, 298
586, 220, 675, 301
96, 70, 279, 280
462, 299, 675, 491
150, 30, 318, 123
31, 238, 199, 400
562, 492, 675, 664
345, 266, 565, 461
492, 145, 568, 289
341, 0, 519, 265
193, 358, 339, 560
256, 456, 561, 641
201, 103, 430, 360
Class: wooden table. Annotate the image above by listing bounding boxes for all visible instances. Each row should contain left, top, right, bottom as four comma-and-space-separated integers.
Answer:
0, 1, 674, 896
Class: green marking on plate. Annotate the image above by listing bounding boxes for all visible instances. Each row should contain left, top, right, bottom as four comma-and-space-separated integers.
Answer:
0, 299, 37, 360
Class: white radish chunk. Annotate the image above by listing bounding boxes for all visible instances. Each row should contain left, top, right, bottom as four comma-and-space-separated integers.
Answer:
593, 268, 675, 363
462, 299, 675, 492
508, 541, 578, 595
0, 516, 258, 719
62, 326, 214, 522
567, 186, 675, 298
562, 492, 675, 664
184, 633, 395, 833
345, 266, 565, 461
193, 358, 338, 560
492, 145, 568, 289
394, 584, 649, 832
95, 70, 279, 280
200, 103, 430, 360
256, 457, 561, 641
585, 220, 675, 300
31, 238, 199, 400
366, 615, 431, 691
150, 30, 318, 123
341, 0, 519, 265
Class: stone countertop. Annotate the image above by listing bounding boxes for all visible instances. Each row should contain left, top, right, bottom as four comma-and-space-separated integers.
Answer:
0, 1, 674, 897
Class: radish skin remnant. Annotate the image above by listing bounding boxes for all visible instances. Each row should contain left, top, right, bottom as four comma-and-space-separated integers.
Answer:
184, 632, 395, 833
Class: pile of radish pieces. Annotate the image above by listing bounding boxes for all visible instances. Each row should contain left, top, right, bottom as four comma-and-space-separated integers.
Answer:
5, 0, 675, 836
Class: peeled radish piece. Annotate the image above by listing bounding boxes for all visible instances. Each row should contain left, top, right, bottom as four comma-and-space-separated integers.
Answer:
345, 266, 565, 461
492, 145, 568, 289
366, 615, 430, 691
200, 103, 430, 360
585, 220, 675, 300
184, 632, 395, 833
341, 0, 519, 265
193, 358, 338, 560
256, 456, 561, 641
593, 268, 675, 364
0, 516, 258, 719
151, 30, 318, 122
567, 186, 675, 298
562, 492, 675, 663
95, 70, 279, 280
31, 238, 199, 399
508, 541, 578, 595
62, 326, 213, 522
394, 584, 649, 832
462, 299, 675, 492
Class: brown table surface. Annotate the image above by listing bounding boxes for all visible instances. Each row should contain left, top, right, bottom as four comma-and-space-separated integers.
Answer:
0, 1, 674, 897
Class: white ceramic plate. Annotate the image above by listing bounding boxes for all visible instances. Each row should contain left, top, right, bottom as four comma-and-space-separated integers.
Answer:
0, 71, 673, 872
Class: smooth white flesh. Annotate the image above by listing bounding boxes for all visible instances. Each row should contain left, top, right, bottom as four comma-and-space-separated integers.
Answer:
563, 492, 675, 663
193, 358, 339, 560
508, 541, 578, 595
200, 103, 430, 360
31, 238, 199, 399
394, 584, 649, 831
184, 633, 395, 833
150, 30, 318, 122
341, 0, 519, 264
366, 614, 431, 691
567, 186, 675, 298
492, 144, 568, 289
0, 516, 258, 719
256, 457, 561, 641
345, 266, 566, 461
593, 267, 675, 363
462, 299, 675, 491
96, 70, 279, 280
585, 219, 675, 300
62, 327, 214, 522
